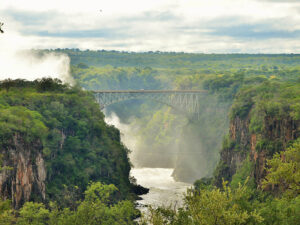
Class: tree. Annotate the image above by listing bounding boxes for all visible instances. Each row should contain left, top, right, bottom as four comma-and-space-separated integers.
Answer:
0, 198, 14, 225
17, 202, 50, 225
262, 139, 300, 197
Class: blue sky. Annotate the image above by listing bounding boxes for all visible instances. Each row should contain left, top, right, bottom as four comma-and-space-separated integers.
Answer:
1, 0, 300, 53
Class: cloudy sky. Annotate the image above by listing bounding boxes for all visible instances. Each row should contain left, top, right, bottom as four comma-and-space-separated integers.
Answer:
1, 0, 300, 53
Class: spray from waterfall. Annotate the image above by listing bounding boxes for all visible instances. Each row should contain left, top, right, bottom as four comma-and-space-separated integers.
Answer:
0, 22, 73, 83
104, 112, 141, 166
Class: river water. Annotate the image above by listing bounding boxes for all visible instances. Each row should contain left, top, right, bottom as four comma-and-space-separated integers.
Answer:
131, 168, 191, 209
105, 113, 191, 210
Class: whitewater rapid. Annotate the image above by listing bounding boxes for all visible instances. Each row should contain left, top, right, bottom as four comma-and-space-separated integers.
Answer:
131, 168, 191, 209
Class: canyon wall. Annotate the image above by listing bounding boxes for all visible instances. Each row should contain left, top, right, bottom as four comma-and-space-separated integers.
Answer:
0, 134, 46, 208
214, 108, 300, 187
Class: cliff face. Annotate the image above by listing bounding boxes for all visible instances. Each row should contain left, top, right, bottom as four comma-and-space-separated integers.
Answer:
215, 114, 299, 187
250, 116, 299, 185
0, 134, 46, 208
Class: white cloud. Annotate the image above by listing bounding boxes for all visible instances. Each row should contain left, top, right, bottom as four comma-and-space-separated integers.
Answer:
1, 0, 300, 53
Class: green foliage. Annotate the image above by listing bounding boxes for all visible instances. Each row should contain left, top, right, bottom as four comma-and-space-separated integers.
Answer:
0, 199, 14, 225
230, 157, 255, 189
1, 182, 138, 225
57, 182, 138, 225
0, 79, 133, 207
203, 72, 244, 100
230, 86, 256, 119
70, 65, 162, 91
258, 195, 300, 225
77, 62, 89, 69
213, 161, 231, 187
262, 139, 300, 197
194, 177, 213, 191
84, 182, 119, 205
0, 106, 47, 145
231, 81, 300, 123
17, 202, 50, 225
143, 180, 263, 225
222, 134, 236, 150
36, 50, 300, 75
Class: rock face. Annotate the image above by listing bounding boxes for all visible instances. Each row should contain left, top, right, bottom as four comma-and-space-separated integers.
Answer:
215, 115, 299, 187
0, 134, 46, 208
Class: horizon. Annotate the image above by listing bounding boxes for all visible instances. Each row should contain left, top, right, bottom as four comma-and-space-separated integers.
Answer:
38, 48, 300, 55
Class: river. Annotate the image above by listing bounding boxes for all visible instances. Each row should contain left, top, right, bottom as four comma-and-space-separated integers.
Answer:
131, 168, 191, 210
105, 113, 192, 210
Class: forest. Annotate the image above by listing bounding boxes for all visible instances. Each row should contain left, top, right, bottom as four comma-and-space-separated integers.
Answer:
0, 51, 299, 224
0, 78, 140, 224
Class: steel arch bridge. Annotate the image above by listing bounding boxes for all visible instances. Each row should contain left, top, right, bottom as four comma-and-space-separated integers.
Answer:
93, 90, 208, 119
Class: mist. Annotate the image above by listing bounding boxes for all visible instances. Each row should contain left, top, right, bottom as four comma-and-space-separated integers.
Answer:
104, 112, 141, 166
0, 26, 73, 83
104, 109, 183, 169
103, 97, 229, 183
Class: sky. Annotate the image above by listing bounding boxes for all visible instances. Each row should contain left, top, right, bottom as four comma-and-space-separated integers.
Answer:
1, 0, 300, 53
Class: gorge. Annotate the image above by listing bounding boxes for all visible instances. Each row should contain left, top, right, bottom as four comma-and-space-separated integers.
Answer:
0, 51, 299, 224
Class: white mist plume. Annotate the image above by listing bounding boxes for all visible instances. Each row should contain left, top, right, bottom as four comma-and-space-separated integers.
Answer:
0, 25, 73, 83
104, 112, 140, 166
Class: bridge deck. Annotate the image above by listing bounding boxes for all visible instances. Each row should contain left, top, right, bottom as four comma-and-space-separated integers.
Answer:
93, 90, 207, 93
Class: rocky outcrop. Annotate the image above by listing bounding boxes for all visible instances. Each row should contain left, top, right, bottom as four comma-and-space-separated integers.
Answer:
215, 115, 299, 187
0, 133, 46, 208
250, 116, 299, 185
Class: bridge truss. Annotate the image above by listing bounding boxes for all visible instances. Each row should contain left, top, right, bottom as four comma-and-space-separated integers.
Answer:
93, 90, 207, 119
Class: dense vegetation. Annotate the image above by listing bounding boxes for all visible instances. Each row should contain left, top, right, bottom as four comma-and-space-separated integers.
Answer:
212, 81, 300, 185
0, 79, 136, 205
37, 49, 300, 70
0, 181, 139, 224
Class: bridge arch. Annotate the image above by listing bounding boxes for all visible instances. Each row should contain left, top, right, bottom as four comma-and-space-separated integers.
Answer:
93, 90, 207, 120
